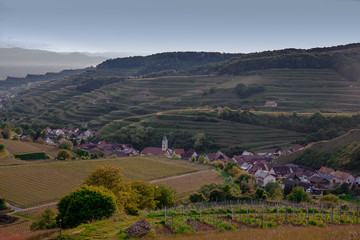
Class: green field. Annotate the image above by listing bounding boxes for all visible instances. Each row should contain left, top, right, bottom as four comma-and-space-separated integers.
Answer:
0, 157, 199, 207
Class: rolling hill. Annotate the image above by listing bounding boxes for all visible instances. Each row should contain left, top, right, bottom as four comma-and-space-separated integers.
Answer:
277, 129, 360, 174
2, 43, 360, 145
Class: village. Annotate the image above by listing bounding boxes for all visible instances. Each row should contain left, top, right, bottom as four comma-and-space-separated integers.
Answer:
40, 127, 360, 198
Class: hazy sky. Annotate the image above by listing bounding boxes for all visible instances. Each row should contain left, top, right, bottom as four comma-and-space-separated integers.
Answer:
0, 0, 359, 55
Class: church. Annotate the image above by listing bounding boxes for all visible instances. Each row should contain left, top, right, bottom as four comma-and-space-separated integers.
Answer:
140, 136, 173, 157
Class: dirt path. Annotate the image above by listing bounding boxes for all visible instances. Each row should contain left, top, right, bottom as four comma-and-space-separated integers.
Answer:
6, 202, 58, 214
149, 169, 217, 183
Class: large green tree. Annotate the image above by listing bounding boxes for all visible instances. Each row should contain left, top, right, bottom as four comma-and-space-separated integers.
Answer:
57, 185, 117, 228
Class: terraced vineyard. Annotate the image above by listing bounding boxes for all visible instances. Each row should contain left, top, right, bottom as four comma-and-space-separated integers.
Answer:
6, 67, 360, 130
99, 109, 307, 152
0, 157, 199, 207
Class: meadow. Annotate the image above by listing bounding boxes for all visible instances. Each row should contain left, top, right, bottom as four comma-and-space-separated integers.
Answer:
0, 157, 200, 208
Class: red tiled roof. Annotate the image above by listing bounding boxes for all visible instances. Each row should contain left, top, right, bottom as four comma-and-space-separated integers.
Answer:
174, 149, 185, 155
141, 147, 167, 156
333, 170, 352, 181
317, 167, 335, 175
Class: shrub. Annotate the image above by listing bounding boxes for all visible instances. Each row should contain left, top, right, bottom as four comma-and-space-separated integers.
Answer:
58, 140, 73, 150
57, 149, 72, 160
287, 187, 310, 203
320, 194, 339, 207
1, 128, 12, 139
30, 209, 57, 231
57, 185, 117, 228
217, 221, 236, 231
173, 220, 195, 234
0, 144, 5, 151
0, 198, 7, 210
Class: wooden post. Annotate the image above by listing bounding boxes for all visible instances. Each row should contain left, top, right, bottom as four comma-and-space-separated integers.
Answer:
247, 204, 249, 222
200, 205, 202, 222
183, 205, 184, 222
339, 203, 341, 224
285, 204, 288, 225
232, 204, 234, 221
261, 207, 264, 228
276, 203, 279, 223
331, 207, 334, 223
312, 202, 315, 220
357, 205, 359, 224
293, 203, 295, 219
306, 203, 309, 224
165, 206, 167, 224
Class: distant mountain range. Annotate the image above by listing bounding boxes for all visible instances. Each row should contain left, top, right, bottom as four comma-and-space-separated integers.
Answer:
0, 48, 108, 79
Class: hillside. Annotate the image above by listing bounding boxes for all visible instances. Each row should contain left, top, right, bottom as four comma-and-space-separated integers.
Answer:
3, 43, 360, 129
0, 48, 107, 79
278, 129, 360, 174
98, 109, 306, 153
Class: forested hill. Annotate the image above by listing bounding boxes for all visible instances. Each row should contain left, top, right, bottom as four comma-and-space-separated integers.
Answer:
96, 44, 360, 82
192, 43, 360, 82
97, 52, 242, 76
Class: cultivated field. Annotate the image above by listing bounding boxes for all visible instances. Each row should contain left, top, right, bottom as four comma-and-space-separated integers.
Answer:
0, 157, 200, 208
150, 170, 224, 197
0, 139, 58, 158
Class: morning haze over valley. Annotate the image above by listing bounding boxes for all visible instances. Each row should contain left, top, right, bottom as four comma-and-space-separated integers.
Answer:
0, 0, 360, 239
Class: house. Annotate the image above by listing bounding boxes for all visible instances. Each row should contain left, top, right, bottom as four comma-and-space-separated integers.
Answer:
270, 166, 293, 178
185, 150, 198, 160
255, 171, 276, 187
292, 145, 304, 152
241, 162, 253, 171
333, 170, 355, 187
242, 151, 253, 156
264, 101, 277, 107
317, 167, 335, 175
173, 149, 185, 159
309, 175, 331, 188
206, 152, 229, 162
356, 176, 360, 187
140, 147, 172, 157
298, 182, 313, 194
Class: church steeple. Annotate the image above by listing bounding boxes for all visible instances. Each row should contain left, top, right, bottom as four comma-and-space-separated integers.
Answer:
162, 136, 168, 150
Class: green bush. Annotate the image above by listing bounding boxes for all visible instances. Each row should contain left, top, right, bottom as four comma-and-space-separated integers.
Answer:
0, 198, 7, 210
13, 152, 49, 160
30, 209, 57, 231
172, 220, 195, 234
217, 221, 236, 231
57, 149, 72, 160
57, 185, 117, 228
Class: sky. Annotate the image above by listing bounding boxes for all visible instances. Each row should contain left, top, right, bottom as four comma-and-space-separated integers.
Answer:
0, 0, 360, 55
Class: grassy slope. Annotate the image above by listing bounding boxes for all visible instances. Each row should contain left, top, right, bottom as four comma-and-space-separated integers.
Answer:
0, 139, 58, 158
0, 157, 204, 207
277, 129, 360, 165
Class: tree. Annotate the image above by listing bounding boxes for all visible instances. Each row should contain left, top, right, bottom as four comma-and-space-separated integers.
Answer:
58, 140, 73, 150
57, 185, 117, 228
74, 148, 90, 159
320, 194, 339, 207
154, 184, 175, 208
287, 187, 310, 203
1, 128, 11, 139
14, 127, 23, 135
57, 149, 72, 160
265, 182, 282, 198
35, 137, 45, 144
189, 192, 206, 203
30, 209, 57, 231
84, 165, 131, 212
